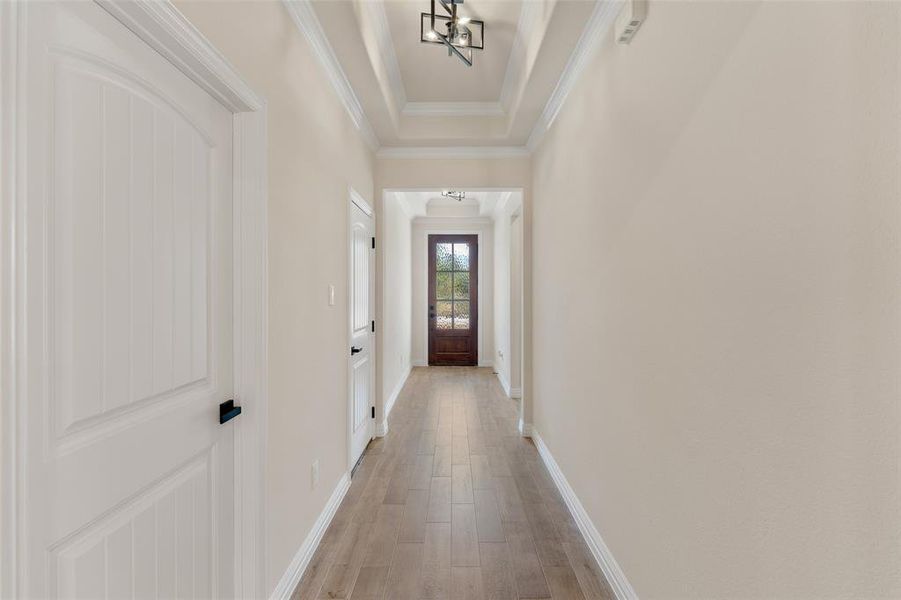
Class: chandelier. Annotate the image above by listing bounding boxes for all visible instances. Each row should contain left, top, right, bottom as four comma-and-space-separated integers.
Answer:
420, 0, 484, 67
441, 190, 466, 202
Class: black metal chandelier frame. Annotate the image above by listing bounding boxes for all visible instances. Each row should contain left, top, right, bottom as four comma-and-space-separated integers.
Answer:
420, 0, 484, 67
441, 190, 466, 202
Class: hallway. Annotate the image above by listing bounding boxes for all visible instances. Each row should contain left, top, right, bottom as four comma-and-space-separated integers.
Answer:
292, 368, 614, 600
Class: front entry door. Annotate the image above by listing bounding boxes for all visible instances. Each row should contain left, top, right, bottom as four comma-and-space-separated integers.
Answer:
17, 2, 236, 597
428, 235, 479, 366
349, 197, 375, 468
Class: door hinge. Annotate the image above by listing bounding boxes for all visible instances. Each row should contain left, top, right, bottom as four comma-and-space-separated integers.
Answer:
371, 320, 375, 333
371, 237, 375, 250
371, 406, 375, 419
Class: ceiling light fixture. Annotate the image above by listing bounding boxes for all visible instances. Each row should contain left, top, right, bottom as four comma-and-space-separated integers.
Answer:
420, 0, 484, 67
442, 190, 466, 202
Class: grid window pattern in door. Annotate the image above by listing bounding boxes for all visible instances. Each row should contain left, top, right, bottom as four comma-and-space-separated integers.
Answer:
434, 242, 472, 330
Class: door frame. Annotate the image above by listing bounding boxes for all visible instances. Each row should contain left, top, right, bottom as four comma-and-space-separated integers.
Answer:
419, 227, 485, 368
347, 187, 375, 472
510, 209, 524, 399
0, 2, 269, 598
427, 234, 480, 366
380, 186, 528, 436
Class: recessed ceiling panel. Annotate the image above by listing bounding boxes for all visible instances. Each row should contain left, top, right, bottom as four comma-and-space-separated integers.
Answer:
304, 0, 603, 147
383, 0, 521, 102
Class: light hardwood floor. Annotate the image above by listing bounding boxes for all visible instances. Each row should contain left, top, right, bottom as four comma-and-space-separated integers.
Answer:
291, 367, 616, 600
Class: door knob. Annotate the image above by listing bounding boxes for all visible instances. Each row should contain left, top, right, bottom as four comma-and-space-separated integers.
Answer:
350, 346, 363, 355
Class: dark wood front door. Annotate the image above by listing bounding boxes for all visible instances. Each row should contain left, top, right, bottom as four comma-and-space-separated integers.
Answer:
428, 234, 478, 366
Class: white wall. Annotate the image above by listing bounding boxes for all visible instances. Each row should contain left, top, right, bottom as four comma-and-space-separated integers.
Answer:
381, 194, 412, 419
531, 1, 901, 597
411, 219, 494, 367
174, 2, 375, 594
493, 193, 523, 396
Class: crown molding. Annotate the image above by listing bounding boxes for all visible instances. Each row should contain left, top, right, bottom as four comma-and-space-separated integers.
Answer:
376, 146, 530, 159
97, 0, 264, 112
358, 0, 407, 113
282, 0, 379, 150
499, 0, 542, 113
283, 0, 622, 155
402, 102, 505, 117
527, 0, 623, 152
493, 190, 516, 219
412, 216, 493, 226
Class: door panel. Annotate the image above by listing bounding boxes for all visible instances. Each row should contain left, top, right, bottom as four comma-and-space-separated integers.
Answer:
52, 57, 213, 446
349, 199, 374, 468
21, 2, 235, 597
51, 453, 214, 599
428, 235, 478, 366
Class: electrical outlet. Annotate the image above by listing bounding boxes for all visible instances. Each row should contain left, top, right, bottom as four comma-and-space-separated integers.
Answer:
311, 459, 320, 489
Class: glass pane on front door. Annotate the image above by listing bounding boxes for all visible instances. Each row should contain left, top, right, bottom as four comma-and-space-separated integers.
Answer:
434, 240, 473, 330
437, 243, 453, 270
453, 243, 469, 270
453, 301, 470, 329
436, 301, 453, 329
453, 272, 469, 299
436, 272, 452, 300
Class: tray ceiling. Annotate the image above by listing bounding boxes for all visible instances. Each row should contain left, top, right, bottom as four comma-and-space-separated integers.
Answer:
383, 0, 521, 103
301, 0, 612, 149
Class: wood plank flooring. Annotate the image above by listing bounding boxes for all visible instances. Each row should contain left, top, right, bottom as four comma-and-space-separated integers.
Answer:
291, 367, 616, 600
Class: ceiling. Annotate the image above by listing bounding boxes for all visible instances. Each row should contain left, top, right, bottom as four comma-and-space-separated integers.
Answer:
383, 0, 521, 103
305, 0, 603, 149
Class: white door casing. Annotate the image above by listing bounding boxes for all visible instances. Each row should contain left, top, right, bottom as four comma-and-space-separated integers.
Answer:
349, 190, 375, 470
510, 211, 524, 398
0, 2, 268, 598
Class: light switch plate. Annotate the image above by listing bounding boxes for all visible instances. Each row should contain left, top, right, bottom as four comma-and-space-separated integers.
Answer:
328, 284, 335, 306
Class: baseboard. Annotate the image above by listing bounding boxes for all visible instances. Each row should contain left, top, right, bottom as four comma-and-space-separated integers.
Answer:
385, 365, 411, 421
412, 359, 491, 369
518, 418, 532, 437
377, 365, 411, 438
532, 430, 638, 600
410, 360, 492, 369
269, 472, 351, 600
496, 370, 511, 397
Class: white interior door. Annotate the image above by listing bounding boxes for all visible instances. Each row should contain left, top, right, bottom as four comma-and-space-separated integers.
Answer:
19, 2, 236, 597
349, 197, 375, 469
